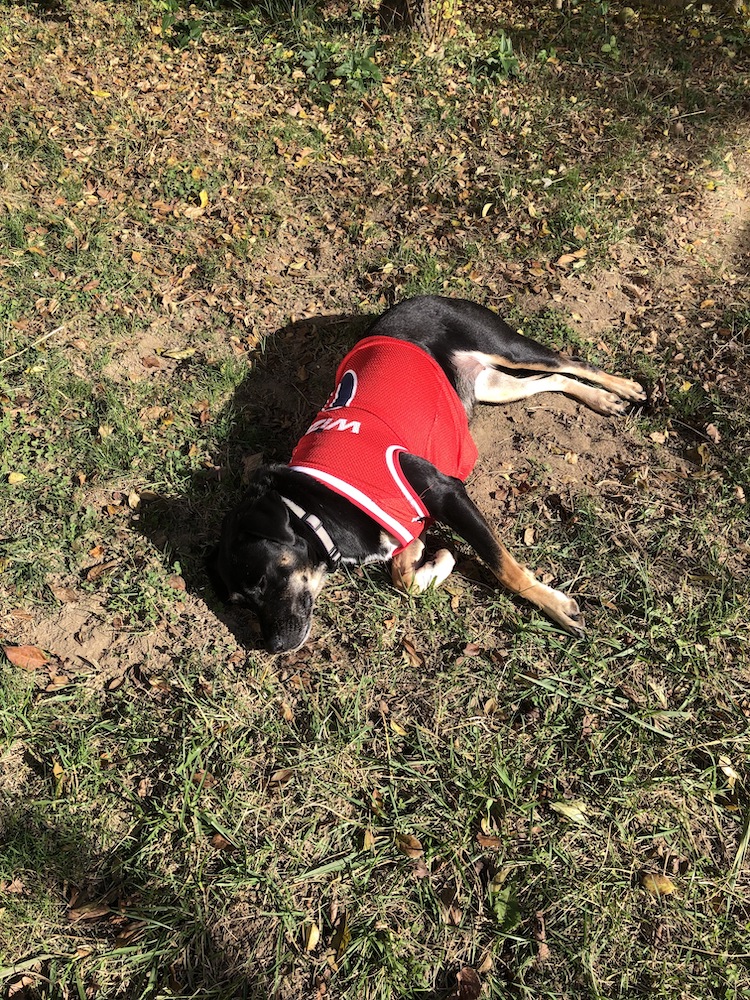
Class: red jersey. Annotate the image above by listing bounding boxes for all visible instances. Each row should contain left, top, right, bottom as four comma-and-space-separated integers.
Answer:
289, 336, 478, 550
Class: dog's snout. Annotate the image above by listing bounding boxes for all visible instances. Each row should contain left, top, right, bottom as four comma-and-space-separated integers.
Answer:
266, 633, 289, 654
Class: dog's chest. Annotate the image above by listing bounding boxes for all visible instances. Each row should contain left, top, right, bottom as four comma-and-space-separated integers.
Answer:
343, 531, 399, 566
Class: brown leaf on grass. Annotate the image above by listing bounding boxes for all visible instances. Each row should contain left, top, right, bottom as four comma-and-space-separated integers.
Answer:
53, 759, 65, 797
439, 886, 462, 926
192, 770, 217, 789
0, 877, 25, 894
401, 637, 424, 668
477, 953, 493, 974
279, 700, 294, 722
268, 767, 294, 788
446, 967, 481, 1000
476, 832, 503, 849
45, 672, 70, 692
86, 559, 120, 582
396, 833, 423, 858
68, 898, 113, 922
115, 920, 147, 947
241, 452, 264, 483
210, 833, 236, 852
371, 788, 386, 816
550, 799, 589, 824
7, 974, 35, 996
706, 423, 721, 443
3, 645, 49, 671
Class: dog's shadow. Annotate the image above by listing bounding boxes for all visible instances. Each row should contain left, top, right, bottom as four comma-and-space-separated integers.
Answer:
139, 311, 373, 649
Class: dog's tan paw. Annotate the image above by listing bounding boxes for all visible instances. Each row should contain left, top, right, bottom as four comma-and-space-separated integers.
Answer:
531, 584, 586, 637
557, 598, 586, 638
592, 391, 631, 417
610, 376, 647, 403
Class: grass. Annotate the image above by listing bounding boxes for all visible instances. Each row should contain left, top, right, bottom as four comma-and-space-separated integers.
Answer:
1, 0, 749, 998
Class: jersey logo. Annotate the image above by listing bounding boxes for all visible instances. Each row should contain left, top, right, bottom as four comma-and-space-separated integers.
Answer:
328, 369, 357, 409
307, 415, 361, 435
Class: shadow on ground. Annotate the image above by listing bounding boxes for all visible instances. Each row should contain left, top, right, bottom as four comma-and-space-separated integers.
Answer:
138, 310, 374, 652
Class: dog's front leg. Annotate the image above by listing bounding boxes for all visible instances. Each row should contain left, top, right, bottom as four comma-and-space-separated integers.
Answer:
392, 537, 456, 593
399, 455, 586, 637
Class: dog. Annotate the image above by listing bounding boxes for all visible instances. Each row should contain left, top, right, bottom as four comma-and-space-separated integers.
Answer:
209, 295, 645, 652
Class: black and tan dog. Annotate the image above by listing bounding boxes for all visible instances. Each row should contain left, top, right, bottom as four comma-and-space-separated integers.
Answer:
209, 295, 645, 652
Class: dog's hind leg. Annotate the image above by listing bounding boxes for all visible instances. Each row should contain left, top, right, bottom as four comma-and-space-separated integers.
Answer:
392, 538, 456, 593
474, 368, 634, 416
454, 347, 646, 407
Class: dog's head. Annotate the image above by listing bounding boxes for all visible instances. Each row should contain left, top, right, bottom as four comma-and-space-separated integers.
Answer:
208, 481, 328, 653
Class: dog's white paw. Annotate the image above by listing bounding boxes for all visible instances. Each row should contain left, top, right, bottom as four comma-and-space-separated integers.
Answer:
530, 583, 586, 637
392, 543, 455, 594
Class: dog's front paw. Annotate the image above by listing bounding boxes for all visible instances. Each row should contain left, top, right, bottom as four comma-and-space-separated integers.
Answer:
556, 596, 586, 638
531, 583, 587, 637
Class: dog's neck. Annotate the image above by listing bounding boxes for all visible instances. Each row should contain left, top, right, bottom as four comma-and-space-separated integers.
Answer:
280, 496, 341, 566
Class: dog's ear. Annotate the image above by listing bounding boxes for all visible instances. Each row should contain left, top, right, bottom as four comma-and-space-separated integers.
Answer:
236, 491, 295, 545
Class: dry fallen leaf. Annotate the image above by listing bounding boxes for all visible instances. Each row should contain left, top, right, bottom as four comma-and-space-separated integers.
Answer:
450, 966, 481, 1000
641, 872, 676, 897
396, 833, 424, 858
162, 347, 196, 360
7, 974, 35, 997
303, 920, 321, 951
705, 423, 721, 443
86, 559, 120, 582
719, 755, 740, 790
191, 770, 217, 789
115, 920, 147, 947
68, 898, 112, 922
3, 645, 49, 671
210, 833, 236, 852
50, 584, 79, 604
476, 832, 503, 849
549, 799, 589, 824
279, 700, 294, 722
268, 767, 294, 788
0, 877, 25, 895
401, 637, 424, 668
330, 911, 350, 959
